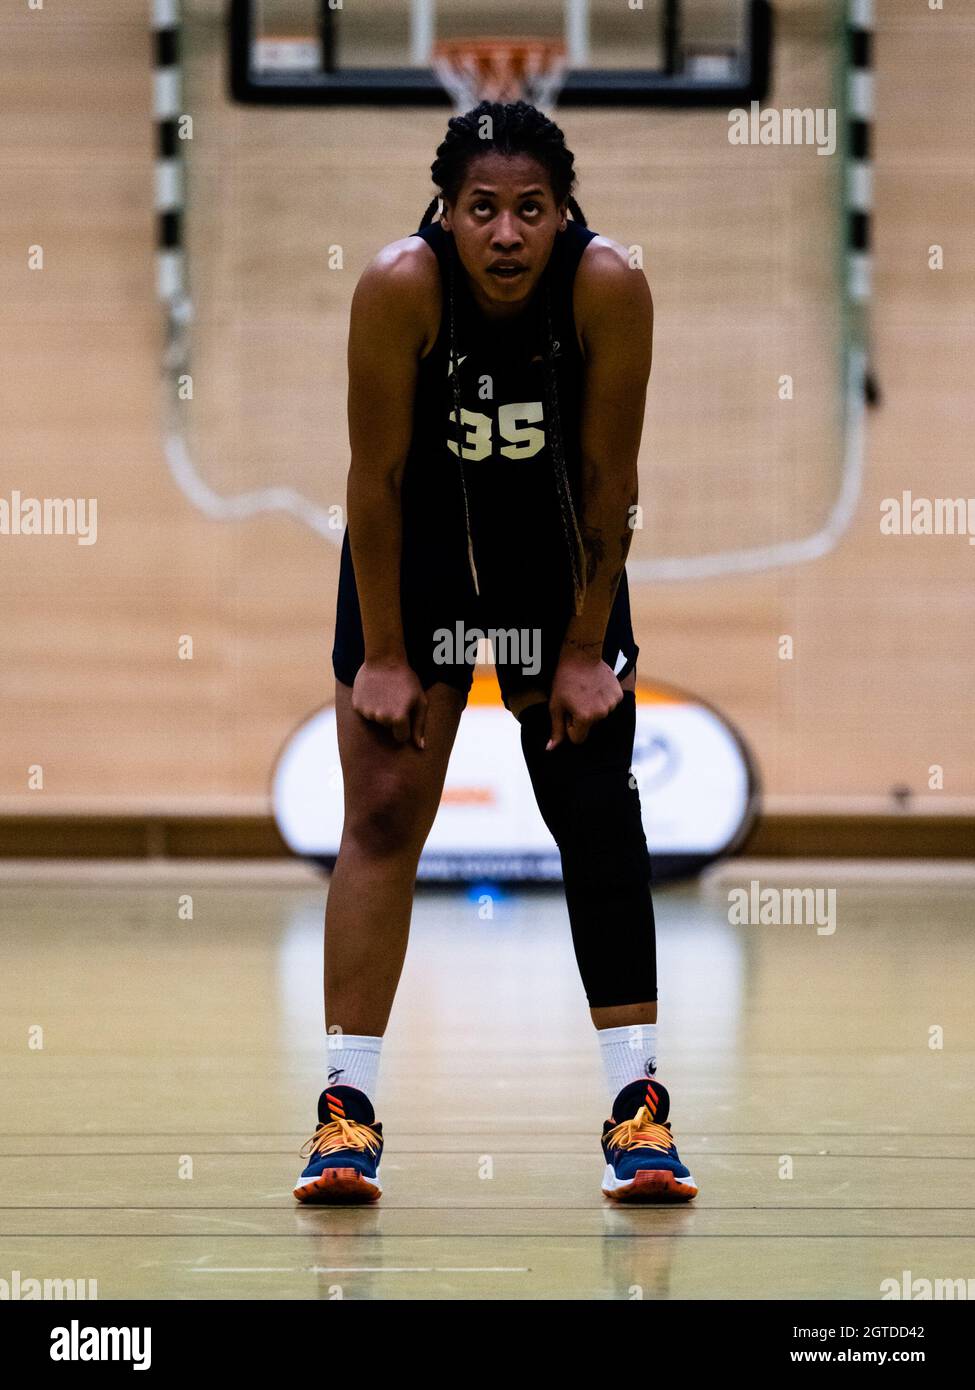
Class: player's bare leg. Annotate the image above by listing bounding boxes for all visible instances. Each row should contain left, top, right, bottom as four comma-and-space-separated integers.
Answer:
294, 677, 465, 1203
324, 677, 467, 1036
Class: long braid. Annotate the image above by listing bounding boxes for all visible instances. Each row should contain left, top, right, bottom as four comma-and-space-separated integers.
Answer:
446, 242, 480, 596
416, 101, 589, 607
567, 195, 587, 227
419, 195, 440, 229
543, 280, 587, 615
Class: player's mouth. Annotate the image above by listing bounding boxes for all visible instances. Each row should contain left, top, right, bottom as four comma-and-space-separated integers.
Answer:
487, 261, 528, 280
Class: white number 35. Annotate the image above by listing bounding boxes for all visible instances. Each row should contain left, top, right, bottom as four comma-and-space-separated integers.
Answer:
446, 401, 545, 461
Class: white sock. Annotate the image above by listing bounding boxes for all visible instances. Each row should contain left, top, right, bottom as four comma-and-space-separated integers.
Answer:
599, 1023, 658, 1100
324, 1032, 382, 1100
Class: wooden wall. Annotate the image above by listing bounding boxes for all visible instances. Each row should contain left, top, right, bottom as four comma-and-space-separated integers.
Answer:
1, 0, 971, 816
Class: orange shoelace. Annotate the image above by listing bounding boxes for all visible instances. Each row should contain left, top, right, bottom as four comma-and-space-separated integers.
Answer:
605, 1106, 675, 1155
300, 1117, 381, 1161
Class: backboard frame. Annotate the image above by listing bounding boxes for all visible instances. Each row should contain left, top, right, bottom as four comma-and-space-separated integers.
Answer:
227, 0, 773, 107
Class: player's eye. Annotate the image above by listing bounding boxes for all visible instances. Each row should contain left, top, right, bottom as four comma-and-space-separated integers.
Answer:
521, 201, 542, 215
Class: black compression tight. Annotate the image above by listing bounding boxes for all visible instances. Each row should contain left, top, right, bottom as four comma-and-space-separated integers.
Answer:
518, 691, 658, 1008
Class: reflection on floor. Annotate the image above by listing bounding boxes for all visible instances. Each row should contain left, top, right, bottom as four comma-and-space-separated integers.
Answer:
1, 864, 973, 1300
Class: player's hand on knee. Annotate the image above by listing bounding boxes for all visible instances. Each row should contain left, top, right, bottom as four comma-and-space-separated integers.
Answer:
411, 685, 428, 750
547, 653, 623, 749
352, 660, 428, 750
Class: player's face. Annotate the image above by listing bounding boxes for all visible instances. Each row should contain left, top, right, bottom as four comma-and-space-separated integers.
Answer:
441, 152, 566, 315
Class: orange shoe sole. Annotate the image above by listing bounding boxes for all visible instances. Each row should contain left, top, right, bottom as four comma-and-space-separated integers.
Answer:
293, 1168, 382, 1205
603, 1169, 698, 1204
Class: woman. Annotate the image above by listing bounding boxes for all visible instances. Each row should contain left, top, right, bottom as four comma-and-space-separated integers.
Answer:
294, 101, 696, 1206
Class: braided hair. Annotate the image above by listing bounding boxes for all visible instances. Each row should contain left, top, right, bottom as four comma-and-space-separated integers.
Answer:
417, 101, 589, 616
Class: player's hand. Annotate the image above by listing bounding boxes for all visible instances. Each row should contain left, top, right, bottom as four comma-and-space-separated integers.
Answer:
352, 659, 428, 749
547, 651, 622, 749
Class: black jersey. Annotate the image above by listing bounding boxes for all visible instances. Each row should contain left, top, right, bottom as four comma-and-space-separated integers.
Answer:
401, 218, 597, 612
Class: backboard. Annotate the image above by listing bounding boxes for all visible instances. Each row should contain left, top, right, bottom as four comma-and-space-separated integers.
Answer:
228, 0, 772, 106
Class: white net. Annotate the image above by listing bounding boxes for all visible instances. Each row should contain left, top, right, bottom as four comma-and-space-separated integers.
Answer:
432, 38, 568, 113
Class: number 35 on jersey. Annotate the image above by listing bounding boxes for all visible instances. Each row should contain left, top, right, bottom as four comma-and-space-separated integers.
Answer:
446, 401, 546, 461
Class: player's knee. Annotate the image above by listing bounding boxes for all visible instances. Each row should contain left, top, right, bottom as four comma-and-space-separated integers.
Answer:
519, 702, 570, 841
519, 693, 647, 863
345, 781, 427, 860
562, 768, 650, 887
520, 693, 656, 1006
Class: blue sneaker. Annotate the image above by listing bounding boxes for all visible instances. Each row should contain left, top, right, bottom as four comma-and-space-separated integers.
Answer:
293, 1085, 383, 1204
601, 1078, 698, 1203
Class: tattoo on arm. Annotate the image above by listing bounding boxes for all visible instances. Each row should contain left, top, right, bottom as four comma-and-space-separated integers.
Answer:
564, 634, 603, 657
579, 501, 637, 596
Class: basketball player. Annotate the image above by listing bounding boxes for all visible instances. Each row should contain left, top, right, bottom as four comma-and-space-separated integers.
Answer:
294, 103, 696, 1205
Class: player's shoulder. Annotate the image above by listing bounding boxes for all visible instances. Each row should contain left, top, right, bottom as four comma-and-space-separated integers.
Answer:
576, 233, 647, 293
351, 235, 441, 351
574, 232, 652, 333
356, 234, 440, 301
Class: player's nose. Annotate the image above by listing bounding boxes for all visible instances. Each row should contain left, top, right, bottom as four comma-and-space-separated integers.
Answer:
491, 212, 523, 249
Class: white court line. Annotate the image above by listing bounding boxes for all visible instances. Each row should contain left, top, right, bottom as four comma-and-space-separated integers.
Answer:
309, 1266, 530, 1274
627, 347, 868, 581
190, 1266, 530, 1275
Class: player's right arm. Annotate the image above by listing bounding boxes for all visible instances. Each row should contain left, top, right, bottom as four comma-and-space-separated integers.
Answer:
345, 237, 439, 746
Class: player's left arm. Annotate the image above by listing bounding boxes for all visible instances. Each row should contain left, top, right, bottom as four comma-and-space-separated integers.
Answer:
551, 239, 652, 738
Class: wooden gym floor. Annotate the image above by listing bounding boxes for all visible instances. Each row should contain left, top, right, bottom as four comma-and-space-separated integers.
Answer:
1, 862, 973, 1300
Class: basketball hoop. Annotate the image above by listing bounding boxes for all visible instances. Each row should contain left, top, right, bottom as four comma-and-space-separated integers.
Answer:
432, 37, 568, 114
